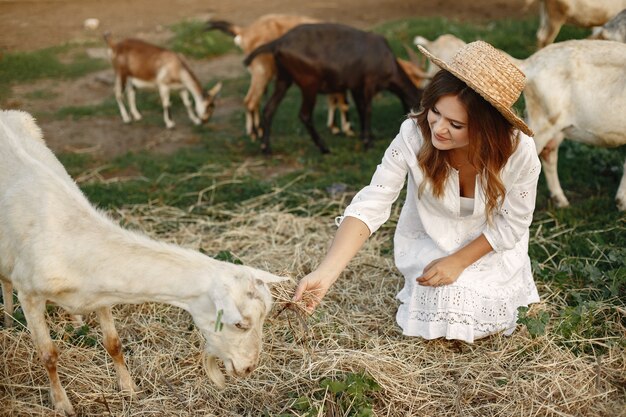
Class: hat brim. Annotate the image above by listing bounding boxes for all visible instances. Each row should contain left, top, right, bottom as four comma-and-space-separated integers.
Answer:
417, 45, 534, 137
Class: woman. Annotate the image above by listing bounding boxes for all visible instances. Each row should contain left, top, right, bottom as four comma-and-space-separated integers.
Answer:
293, 41, 542, 343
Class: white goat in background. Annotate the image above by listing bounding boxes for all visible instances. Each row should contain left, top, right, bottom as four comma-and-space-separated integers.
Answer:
104, 33, 222, 129
0, 110, 287, 416
415, 36, 626, 210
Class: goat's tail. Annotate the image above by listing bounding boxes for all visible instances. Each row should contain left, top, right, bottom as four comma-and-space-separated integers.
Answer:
243, 41, 277, 67
204, 20, 241, 37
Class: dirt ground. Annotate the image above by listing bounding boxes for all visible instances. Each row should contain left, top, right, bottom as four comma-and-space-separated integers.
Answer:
0, 0, 534, 159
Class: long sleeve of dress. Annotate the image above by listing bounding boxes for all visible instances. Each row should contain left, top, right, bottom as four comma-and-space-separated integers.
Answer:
482, 135, 542, 252
342, 119, 419, 235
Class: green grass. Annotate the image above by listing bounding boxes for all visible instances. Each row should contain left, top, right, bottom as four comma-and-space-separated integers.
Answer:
168, 20, 239, 58
0, 44, 109, 100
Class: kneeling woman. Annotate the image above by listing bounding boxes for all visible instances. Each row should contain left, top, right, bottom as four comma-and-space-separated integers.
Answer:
293, 41, 541, 343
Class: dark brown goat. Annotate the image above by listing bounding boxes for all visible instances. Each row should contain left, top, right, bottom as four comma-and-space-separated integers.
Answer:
243, 23, 423, 154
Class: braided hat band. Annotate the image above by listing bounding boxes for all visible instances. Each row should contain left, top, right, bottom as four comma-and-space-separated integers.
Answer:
417, 40, 533, 137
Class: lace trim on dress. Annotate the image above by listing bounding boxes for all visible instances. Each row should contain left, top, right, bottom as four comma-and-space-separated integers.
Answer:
400, 261, 539, 341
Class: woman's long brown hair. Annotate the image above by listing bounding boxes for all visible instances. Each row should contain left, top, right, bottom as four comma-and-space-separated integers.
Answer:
413, 70, 518, 223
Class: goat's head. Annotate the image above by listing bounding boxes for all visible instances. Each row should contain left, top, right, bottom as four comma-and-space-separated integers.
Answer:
197, 81, 223, 124
189, 263, 287, 388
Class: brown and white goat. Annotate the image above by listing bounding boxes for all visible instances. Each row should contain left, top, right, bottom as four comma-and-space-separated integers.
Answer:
523, 0, 626, 48
0, 110, 287, 415
104, 33, 222, 129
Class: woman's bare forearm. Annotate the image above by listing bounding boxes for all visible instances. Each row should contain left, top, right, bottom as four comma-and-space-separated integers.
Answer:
315, 216, 371, 282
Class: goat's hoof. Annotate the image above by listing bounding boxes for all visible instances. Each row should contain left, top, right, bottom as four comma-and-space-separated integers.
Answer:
51, 395, 75, 416
330, 127, 341, 135
166, 124, 175, 129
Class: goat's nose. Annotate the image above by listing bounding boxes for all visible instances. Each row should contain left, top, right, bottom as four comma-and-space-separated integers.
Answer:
244, 364, 256, 375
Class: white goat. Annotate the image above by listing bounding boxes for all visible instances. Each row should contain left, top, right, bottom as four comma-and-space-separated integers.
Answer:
523, 0, 626, 48
0, 110, 287, 415
590, 8, 626, 42
413, 34, 468, 84
420, 35, 626, 210
521, 39, 626, 209
415, 35, 626, 210
104, 33, 222, 129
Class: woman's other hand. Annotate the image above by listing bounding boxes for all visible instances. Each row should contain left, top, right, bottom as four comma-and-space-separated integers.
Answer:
416, 255, 465, 287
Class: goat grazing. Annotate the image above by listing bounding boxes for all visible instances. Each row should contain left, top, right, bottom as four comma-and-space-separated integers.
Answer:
416, 34, 626, 210
523, 0, 626, 48
0, 110, 287, 415
104, 33, 222, 129
206, 14, 318, 139
243, 23, 423, 154
207, 16, 427, 141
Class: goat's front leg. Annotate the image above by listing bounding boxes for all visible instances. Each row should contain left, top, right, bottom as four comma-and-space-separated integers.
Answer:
299, 87, 330, 154
337, 93, 355, 137
539, 134, 569, 208
96, 307, 138, 396
1, 279, 14, 328
20, 294, 75, 416
245, 60, 272, 140
351, 88, 373, 149
114, 74, 132, 124
616, 158, 626, 211
126, 81, 143, 121
158, 84, 175, 129
180, 90, 201, 125
536, 2, 565, 48
326, 95, 340, 134
260, 76, 292, 154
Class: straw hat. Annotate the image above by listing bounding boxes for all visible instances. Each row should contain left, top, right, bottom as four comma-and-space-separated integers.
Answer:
417, 40, 533, 136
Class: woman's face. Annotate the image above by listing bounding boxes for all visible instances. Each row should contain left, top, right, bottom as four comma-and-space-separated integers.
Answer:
427, 94, 470, 151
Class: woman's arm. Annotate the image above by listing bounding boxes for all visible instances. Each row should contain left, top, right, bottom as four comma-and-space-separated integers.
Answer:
293, 119, 419, 312
293, 216, 370, 312
417, 234, 493, 287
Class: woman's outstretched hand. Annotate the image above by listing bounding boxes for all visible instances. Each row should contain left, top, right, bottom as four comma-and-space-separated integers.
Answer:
292, 270, 336, 313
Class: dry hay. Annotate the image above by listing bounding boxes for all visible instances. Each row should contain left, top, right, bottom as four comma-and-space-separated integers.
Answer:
1, 198, 624, 417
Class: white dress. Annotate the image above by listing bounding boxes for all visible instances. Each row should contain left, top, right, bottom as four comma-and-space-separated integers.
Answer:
340, 119, 542, 343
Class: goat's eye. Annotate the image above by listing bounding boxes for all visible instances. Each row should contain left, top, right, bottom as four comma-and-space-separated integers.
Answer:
234, 322, 248, 331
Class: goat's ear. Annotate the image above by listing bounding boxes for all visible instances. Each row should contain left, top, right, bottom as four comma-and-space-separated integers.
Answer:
207, 81, 223, 98
244, 265, 290, 284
